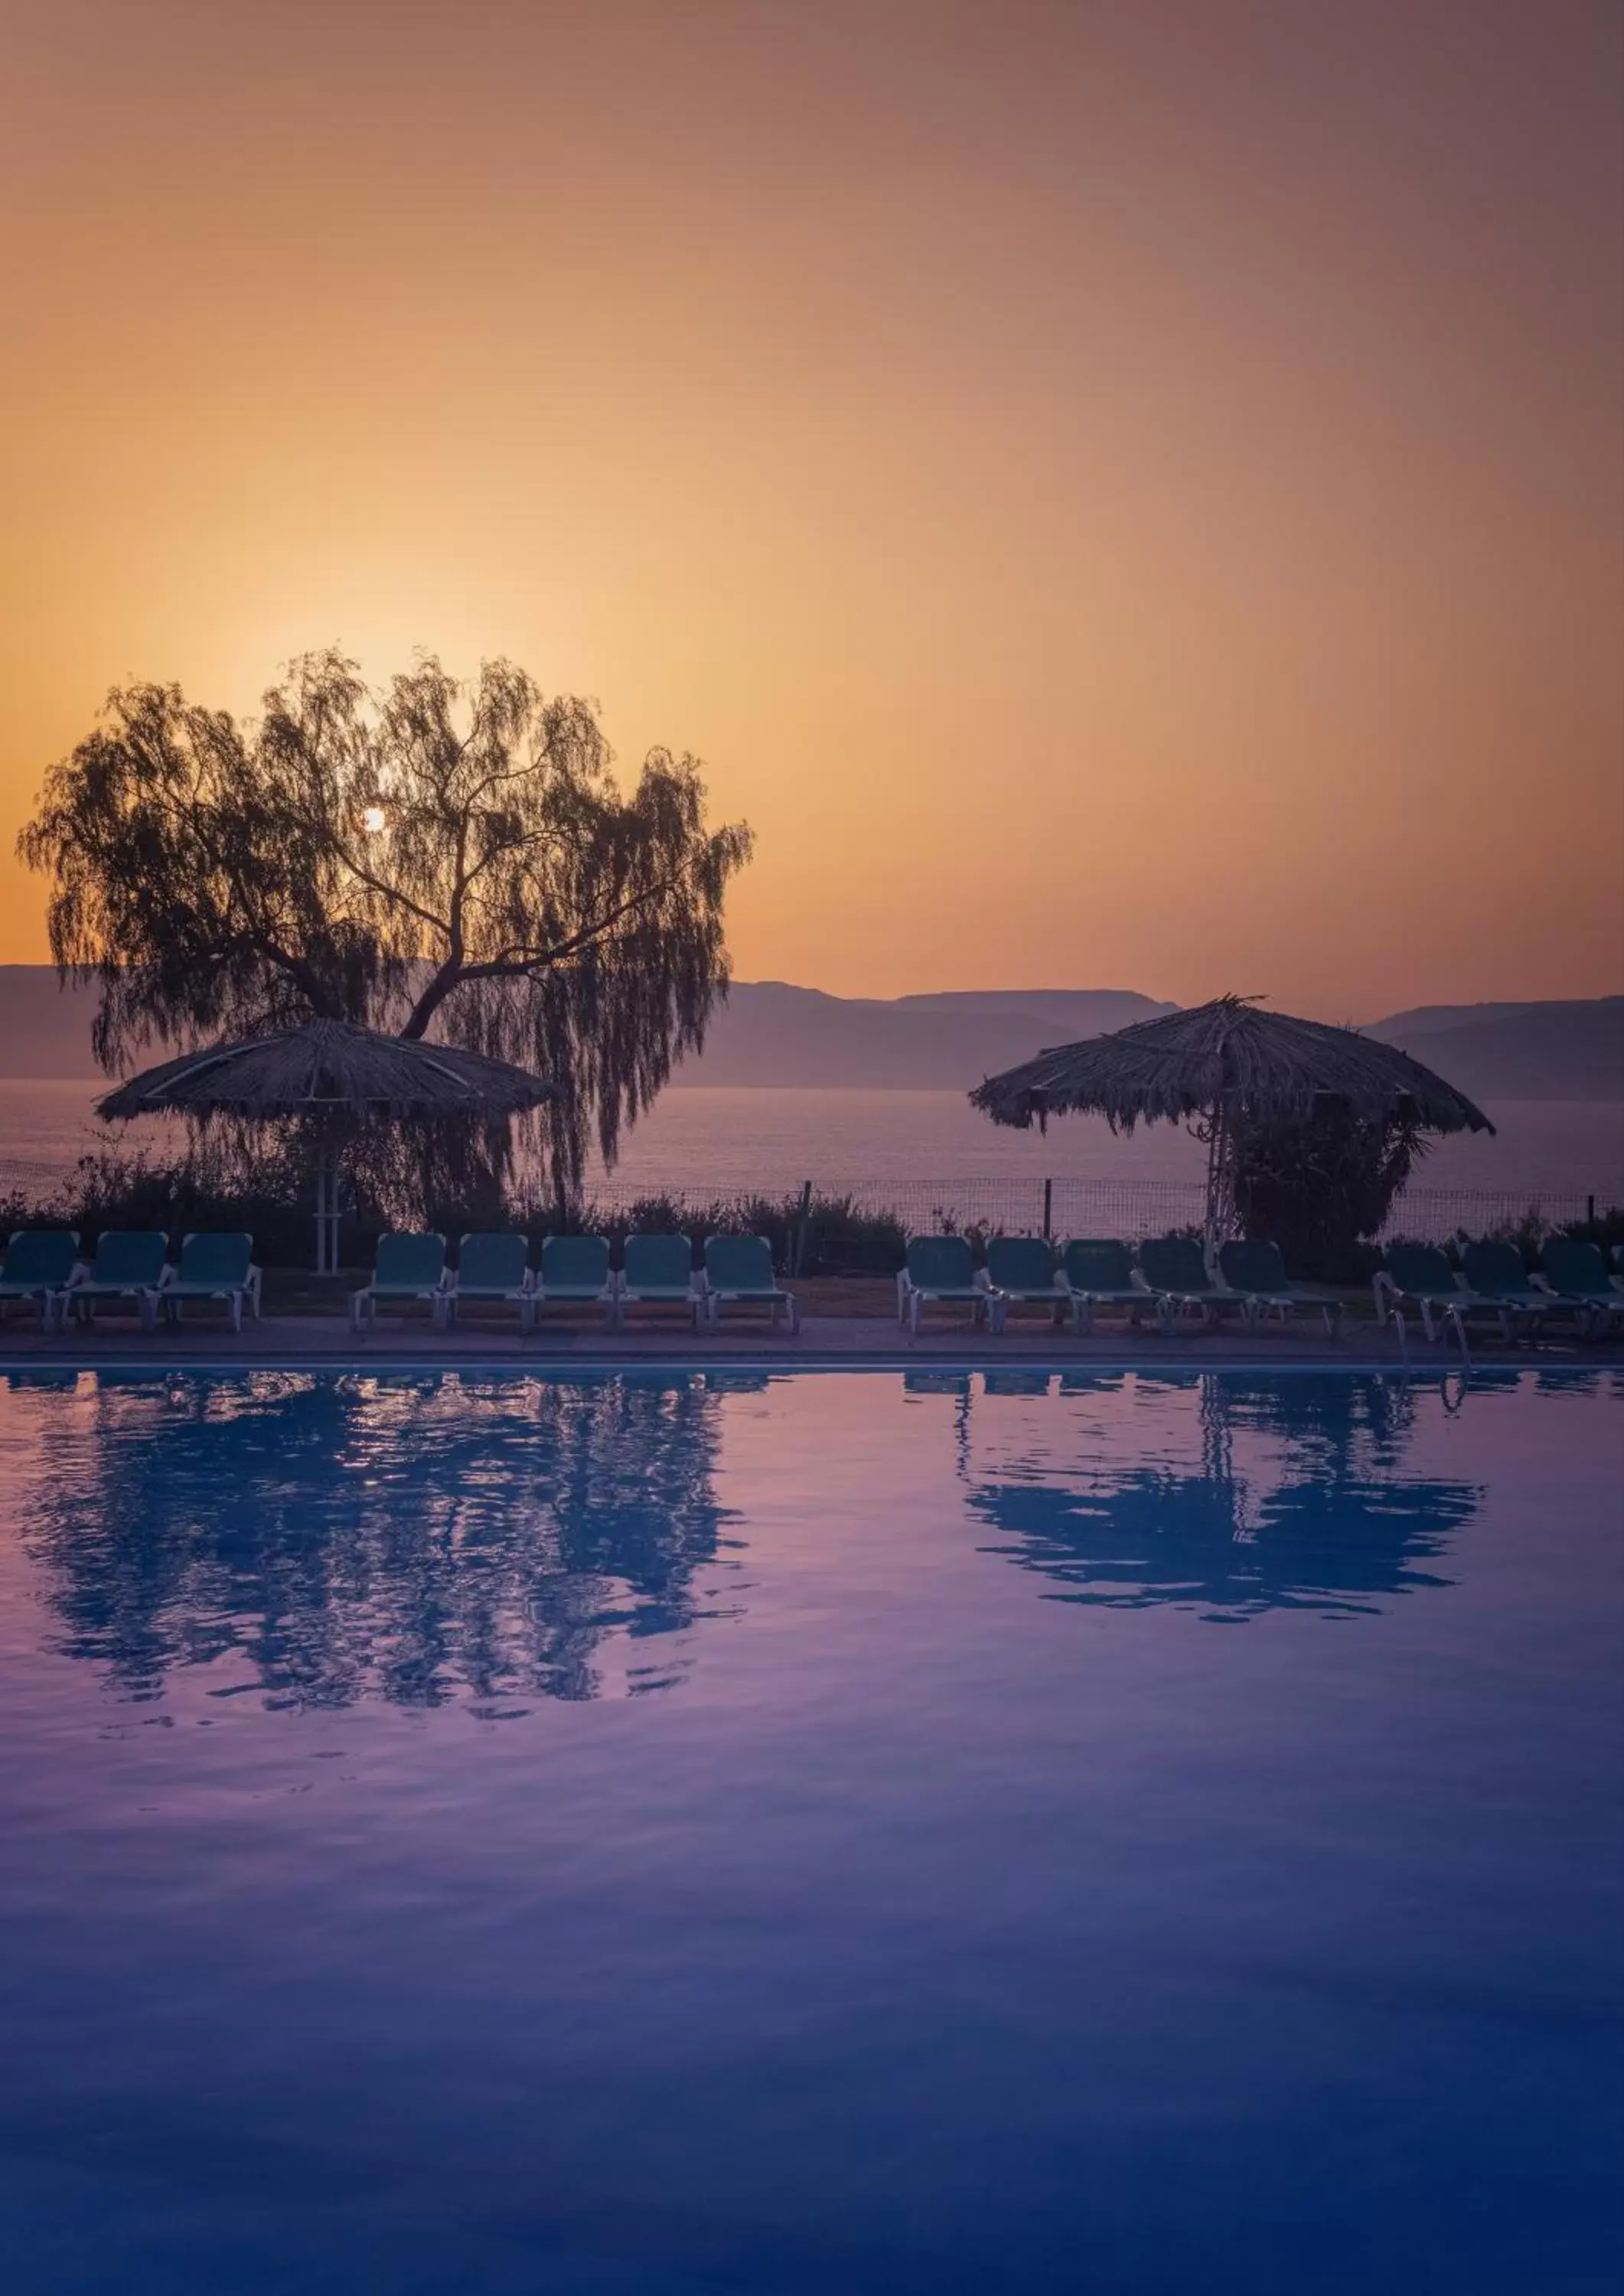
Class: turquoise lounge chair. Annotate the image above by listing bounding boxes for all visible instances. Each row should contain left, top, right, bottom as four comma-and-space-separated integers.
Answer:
61, 1231, 169, 1329
444, 1232, 533, 1331
351, 1232, 448, 1332
983, 1236, 1065, 1333
1058, 1239, 1155, 1336
704, 1235, 799, 1334
155, 1231, 261, 1332
534, 1234, 615, 1325
1536, 1239, 1624, 1335
898, 1236, 990, 1336
1217, 1239, 1344, 1337
619, 1234, 703, 1328
0, 1229, 80, 1332
1459, 1241, 1567, 1338
1374, 1243, 1504, 1344
1137, 1237, 1247, 1333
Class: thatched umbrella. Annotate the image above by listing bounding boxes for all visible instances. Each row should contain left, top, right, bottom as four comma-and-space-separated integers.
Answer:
99, 1019, 555, 1271
970, 995, 1492, 1238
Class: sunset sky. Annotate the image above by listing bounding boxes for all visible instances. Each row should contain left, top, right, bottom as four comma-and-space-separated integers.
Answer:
2, 0, 1619, 1019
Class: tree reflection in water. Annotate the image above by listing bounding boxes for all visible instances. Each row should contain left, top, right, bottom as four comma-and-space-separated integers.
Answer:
964, 1372, 1482, 1621
14, 1372, 736, 1709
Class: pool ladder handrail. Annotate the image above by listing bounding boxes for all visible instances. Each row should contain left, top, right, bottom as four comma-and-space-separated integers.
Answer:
1384, 1299, 1470, 1374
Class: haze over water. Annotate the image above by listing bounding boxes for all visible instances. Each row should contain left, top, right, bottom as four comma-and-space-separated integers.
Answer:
3, 1081, 1619, 1213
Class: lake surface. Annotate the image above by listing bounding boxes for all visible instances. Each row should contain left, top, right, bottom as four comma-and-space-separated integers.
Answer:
0, 1367, 1619, 2292
2, 1080, 1621, 1215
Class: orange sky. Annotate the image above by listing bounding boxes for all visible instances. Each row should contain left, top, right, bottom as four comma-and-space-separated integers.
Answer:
2, 0, 1620, 1019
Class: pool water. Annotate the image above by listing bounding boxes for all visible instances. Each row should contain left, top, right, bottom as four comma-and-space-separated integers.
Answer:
0, 1368, 1619, 2293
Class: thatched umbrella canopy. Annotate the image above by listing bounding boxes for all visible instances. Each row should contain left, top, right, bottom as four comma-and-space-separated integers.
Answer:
98, 1019, 555, 1125
99, 1020, 555, 1270
970, 996, 1492, 1240
970, 996, 1492, 1136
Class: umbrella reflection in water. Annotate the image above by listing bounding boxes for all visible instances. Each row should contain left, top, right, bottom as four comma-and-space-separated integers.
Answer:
955, 1372, 1482, 1622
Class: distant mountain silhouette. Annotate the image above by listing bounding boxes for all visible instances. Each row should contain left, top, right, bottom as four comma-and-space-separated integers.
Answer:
1, 966, 1617, 1097
1367, 997, 1623, 1103
0, 968, 1174, 1089
668, 982, 1177, 1087
0, 967, 106, 1078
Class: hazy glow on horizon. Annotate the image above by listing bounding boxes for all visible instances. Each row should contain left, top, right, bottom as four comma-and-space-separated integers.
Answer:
1, 0, 1619, 1017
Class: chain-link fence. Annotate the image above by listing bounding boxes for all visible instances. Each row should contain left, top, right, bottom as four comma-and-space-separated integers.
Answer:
570, 1175, 1600, 1244
0, 1150, 1609, 1261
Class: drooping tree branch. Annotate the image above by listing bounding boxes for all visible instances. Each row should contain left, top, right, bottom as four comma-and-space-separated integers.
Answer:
19, 649, 754, 1199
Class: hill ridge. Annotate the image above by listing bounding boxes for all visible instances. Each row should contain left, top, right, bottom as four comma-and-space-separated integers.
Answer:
0, 968, 1616, 1098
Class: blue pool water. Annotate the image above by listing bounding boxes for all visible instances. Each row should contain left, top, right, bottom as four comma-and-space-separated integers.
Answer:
0, 1367, 1619, 2293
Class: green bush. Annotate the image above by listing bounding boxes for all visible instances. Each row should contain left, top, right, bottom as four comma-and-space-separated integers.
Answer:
0, 1140, 339, 1268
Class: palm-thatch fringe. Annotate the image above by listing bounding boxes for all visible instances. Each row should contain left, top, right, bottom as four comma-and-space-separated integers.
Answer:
970, 996, 1492, 1136
96, 1019, 555, 1124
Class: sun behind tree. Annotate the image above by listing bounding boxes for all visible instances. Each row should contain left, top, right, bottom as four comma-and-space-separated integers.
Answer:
19, 649, 753, 1197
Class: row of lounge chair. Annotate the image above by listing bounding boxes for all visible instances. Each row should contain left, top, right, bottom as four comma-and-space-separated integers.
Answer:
352, 1231, 799, 1332
901, 1235, 1624, 1342
898, 1234, 1343, 1336
0, 1230, 260, 1332
5, 1225, 1622, 1345
1374, 1239, 1624, 1343
0, 1227, 797, 1336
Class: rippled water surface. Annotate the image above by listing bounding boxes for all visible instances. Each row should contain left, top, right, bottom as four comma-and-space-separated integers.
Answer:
0, 1368, 1619, 2292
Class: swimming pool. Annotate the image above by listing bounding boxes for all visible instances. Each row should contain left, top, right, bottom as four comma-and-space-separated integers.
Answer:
0, 1368, 1619, 2291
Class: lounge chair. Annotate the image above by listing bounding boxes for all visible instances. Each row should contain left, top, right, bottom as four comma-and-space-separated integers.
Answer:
1058, 1239, 1156, 1336
155, 1231, 261, 1332
351, 1232, 448, 1332
1137, 1236, 1247, 1333
618, 1233, 705, 1327
897, 1235, 991, 1335
1458, 1241, 1568, 1338
1536, 1239, 1624, 1335
60, 1231, 170, 1329
1217, 1239, 1344, 1337
443, 1231, 533, 1331
983, 1237, 1066, 1333
703, 1235, 800, 1334
533, 1233, 616, 1326
1374, 1243, 1501, 1344
0, 1230, 80, 1331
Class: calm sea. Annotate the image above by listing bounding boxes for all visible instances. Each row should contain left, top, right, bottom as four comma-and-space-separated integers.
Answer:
1, 1078, 1620, 1210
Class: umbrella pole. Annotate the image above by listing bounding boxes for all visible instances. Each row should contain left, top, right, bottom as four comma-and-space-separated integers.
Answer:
1203, 1106, 1235, 1249
315, 1146, 338, 1277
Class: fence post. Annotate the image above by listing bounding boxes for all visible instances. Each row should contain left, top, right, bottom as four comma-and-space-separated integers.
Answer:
1588, 1194, 1596, 1231
794, 1179, 812, 1276
1042, 1177, 1052, 1241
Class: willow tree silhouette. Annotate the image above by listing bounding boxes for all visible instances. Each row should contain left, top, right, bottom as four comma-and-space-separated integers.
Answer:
21, 1373, 737, 1708
964, 1375, 1480, 1621
20, 651, 752, 1201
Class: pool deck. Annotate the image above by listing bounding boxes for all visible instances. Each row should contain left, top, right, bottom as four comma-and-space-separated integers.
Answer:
3, 1305, 1616, 1371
